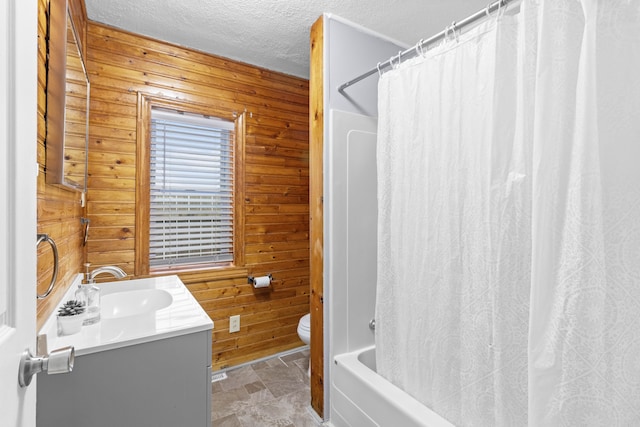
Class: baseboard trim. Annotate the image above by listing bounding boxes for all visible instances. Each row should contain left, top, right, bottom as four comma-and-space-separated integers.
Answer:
212, 345, 309, 378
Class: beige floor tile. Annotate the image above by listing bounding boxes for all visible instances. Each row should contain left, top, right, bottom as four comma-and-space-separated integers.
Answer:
212, 349, 320, 427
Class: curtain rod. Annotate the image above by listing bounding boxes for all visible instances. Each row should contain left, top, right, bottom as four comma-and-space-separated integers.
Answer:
338, 0, 510, 93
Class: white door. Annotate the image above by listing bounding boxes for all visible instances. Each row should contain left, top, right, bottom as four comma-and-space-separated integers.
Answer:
0, 0, 39, 425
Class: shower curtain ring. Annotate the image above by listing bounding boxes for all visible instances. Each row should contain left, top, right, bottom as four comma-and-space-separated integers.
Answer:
377, 62, 383, 76
416, 39, 425, 57
497, 0, 506, 18
486, 2, 492, 17
444, 22, 456, 42
391, 50, 402, 69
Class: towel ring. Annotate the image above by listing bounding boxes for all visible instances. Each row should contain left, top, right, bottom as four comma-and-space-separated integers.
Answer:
36, 234, 58, 299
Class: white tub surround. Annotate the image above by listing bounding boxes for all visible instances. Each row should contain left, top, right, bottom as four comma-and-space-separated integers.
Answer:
39, 274, 213, 355
321, 14, 409, 421
332, 346, 454, 427
37, 274, 213, 427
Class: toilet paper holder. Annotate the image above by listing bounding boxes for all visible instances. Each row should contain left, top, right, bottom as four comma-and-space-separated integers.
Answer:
248, 274, 272, 287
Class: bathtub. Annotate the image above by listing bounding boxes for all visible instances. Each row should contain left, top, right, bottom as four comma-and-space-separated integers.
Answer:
331, 346, 455, 427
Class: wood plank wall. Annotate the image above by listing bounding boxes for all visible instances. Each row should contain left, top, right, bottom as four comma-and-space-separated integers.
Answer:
309, 16, 325, 418
85, 22, 310, 370
37, 0, 88, 329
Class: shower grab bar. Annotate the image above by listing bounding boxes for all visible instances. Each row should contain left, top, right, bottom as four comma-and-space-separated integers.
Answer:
36, 233, 59, 299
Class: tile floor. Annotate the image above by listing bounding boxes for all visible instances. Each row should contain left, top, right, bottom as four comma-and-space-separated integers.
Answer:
212, 348, 322, 427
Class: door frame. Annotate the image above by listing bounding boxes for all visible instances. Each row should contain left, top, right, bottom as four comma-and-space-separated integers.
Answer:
0, 0, 39, 425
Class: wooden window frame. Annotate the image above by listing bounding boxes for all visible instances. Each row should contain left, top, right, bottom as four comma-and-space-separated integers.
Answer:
135, 93, 245, 276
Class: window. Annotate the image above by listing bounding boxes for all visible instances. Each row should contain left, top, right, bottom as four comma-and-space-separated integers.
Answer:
135, 96, 245, 275
149, 108, 235, 268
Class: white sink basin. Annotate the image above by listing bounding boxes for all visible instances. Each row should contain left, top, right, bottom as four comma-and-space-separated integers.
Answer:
40, 274, 213, 356
101, 289, 172, 319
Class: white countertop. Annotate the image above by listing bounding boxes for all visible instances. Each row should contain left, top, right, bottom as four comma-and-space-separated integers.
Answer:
40, 274, 214, 356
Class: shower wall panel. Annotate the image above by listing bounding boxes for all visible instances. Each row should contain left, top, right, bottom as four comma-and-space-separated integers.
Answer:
319, 14, 406, 421
329, 110, 378, 355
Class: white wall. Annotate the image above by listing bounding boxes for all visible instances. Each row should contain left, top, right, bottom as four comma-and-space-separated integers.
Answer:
322, 14, 405, 423
325, 15, 406, 116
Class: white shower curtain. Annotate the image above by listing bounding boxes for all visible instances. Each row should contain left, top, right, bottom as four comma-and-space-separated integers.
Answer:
375, 1, 640, 426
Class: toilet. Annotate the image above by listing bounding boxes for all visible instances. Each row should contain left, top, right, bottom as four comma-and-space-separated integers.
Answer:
297, 313, 310, 345
297, 313, 311, 375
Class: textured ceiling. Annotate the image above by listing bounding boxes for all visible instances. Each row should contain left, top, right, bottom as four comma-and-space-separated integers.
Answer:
85, 0, 493, 79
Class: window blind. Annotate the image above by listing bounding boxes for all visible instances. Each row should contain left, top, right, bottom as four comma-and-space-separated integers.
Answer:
149, 108, 235, 268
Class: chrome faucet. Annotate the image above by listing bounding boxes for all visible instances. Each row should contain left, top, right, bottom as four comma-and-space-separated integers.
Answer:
84, 263, 127, 284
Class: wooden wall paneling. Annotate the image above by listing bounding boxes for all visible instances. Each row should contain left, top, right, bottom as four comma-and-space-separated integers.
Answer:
66, 0, 87, 58
86, 24, 308, 94
36, 0, 88, 329
85, 21, 310, 369
309, 16, 325, 419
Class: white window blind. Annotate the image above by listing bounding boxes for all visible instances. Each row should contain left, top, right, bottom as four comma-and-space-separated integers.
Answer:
149, 108, 235, 268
